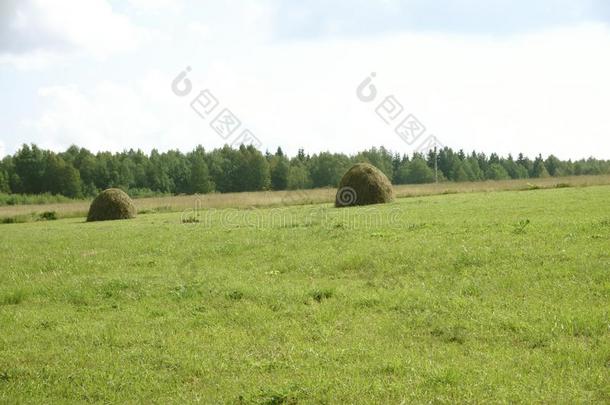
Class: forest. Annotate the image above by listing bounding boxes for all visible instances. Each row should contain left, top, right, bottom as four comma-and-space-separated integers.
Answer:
1, 143, 609, 199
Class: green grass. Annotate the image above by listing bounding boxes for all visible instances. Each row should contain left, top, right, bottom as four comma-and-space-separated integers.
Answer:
0, 192, 75, 207
2, 174, 610, 223
0, 186, 608, 403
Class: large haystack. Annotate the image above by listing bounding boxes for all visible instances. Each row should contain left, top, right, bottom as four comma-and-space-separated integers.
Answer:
87, 188, 137, 222
335, 163, 394, 207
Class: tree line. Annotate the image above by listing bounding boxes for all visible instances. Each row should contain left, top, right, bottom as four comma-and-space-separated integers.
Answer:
0, 143, 608, 198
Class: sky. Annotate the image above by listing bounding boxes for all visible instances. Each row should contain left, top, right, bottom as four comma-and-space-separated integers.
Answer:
1, 0, 610, 160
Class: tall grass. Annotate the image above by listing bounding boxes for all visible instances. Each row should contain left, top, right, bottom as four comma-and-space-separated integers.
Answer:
0, 193, 75, 206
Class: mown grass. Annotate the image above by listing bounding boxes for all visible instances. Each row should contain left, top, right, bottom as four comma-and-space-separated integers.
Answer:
0, 185, 608, 403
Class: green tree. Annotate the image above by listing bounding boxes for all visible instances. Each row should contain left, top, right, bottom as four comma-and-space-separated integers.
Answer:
12, 144, 46, 193
234, 145, 270, 191
487, 163, 510, 180
544, 155, 563, 176
2, 143, 609, 197
465, 155, 484, 181
59, 163, 83, 198
44, 153, 82, 197
141, 149, 172, 193
399, 157, 435, 184
270, 148, 289, 190
188, 147, 212, 194
502, 155, 528, 179
451, 160, 471, 182
309, 152, 351, 187
517, 153, 532, 177
477, 153, 490, 178
163, 150, 190, 193
206, 146, 238, 193
531, 155, 550, 178
73, 148, 97, 187
287, 161, 312, 190
0, 170, 9, 193
355, 147, 394, 181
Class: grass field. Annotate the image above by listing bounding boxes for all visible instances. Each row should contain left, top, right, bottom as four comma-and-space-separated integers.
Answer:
1, 174, 610, 222
0, 185, 609, 403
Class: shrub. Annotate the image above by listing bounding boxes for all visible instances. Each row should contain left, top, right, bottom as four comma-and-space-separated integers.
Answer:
86, 188, 136, 222
335, 163, 394, 207
1, 215, 29, 224
39, 211, 58, 221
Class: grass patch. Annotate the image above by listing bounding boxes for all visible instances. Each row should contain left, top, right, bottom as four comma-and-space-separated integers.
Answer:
512, 218, 531, 234
555, 182, 572, 188
309, 288, 334, 303
181, 214, 200, 224
1, 211, 59, 224
1, 215, 30, 224
0, 192, 75, 206
2, 175, 610, 220
524, 182, 541, 190
1, 289, 26, 305
0, 185, 608, 402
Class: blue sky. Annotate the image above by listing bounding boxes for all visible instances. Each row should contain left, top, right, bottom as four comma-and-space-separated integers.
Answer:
1, 0, 610, 159
273, 0, 610, 37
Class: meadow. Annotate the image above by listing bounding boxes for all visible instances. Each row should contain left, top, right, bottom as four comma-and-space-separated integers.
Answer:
0, 184, 609, 403
1, 174, 610, 222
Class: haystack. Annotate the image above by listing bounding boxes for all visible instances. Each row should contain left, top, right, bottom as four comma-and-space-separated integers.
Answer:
335, 163, 394, 207
87, 188, 136, 222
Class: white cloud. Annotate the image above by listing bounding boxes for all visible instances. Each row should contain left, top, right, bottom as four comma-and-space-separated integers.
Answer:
0, 50, 66, 70
0, 141, 5, 159
188, 23, 610, 159
126, 0, 183, 14
188, 0, 275, 47
26, 80, 164, 152
186, 22, 209, 39
22, 70, 224, 153
0, 0, 149, 68
19, 23, 610, 160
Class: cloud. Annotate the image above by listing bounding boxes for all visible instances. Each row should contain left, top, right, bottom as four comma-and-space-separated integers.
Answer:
0, 140, 5, 159
25, 80, 164, 152
187, 0, 275, 47
0, 0, 148, 68
186, 22, 210, 39
126, 0, 183, 13
21, 70, 224, 153
273, 0, 610, 39
18, 22, 610, 160
178, 23, 610, 160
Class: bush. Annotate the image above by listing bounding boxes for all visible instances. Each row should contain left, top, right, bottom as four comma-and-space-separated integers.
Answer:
86, 188, 136, 222
335, 163, 394, 207
39, 211, 58, 221
1, 215, 30, 224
